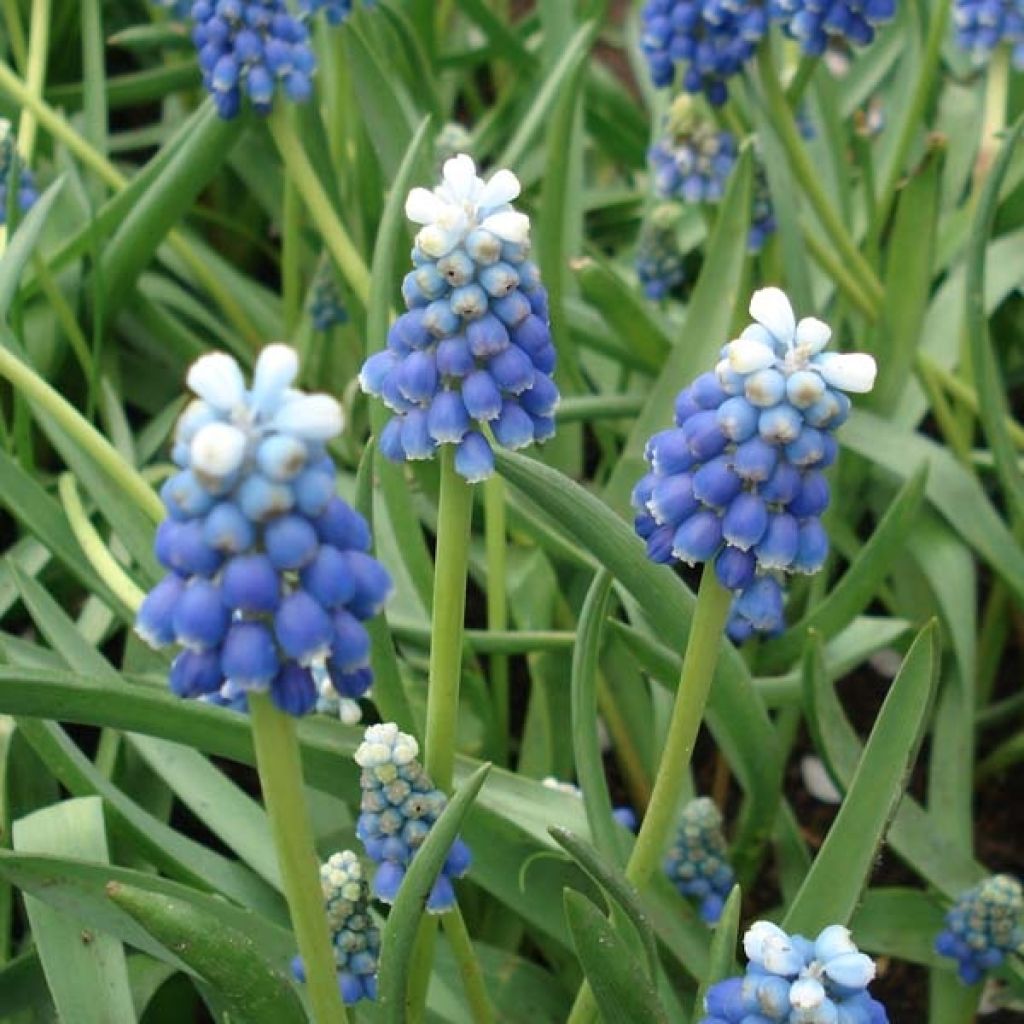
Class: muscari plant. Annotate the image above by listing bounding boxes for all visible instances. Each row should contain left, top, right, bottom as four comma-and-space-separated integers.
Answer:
0, 1, 1022, 1023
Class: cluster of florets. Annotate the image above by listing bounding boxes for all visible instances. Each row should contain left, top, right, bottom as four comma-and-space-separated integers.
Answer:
308, 257, 348, 332
540, 777, 638, 832
663, 797, 735, 924
702, 922, 887, 1023
190, 0, 316, 119
935, 874, 1024, 984
292, 851, 380, 1004
354, 724, 472, 913
951, 0, 1024, 66
135, 345, 392, 716
632, 288, 876, 642
774, 0, 897, 55
748, 166, 777, 254
360, 155, 558, 483
640, 0, 770, 105
636, 206, 687, 301
0, 121, 37, 227
649, 99, 738, 203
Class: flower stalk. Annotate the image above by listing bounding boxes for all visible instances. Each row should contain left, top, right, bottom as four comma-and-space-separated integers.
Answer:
483, 473, 510, 763
249, 693, 349, 1024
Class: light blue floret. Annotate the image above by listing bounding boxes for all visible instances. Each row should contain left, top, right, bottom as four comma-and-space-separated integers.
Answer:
664, 797, 735, 923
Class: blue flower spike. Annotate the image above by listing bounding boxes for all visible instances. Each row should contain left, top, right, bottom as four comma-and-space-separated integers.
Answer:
663, 797, 735, 924
188, 0, 318, 119
635, 204, 687, 300
649, 96, 738, 204
952, 0, 1024, 66
935, 874, 1024, 985
775, 0, 897, 56
135, 344, 392, 718
632, 287, 876, 642
0, 119, 38, 226
291, 850, 381, 1004
354, 723, 472, 913
309, 257, 349, 331
359, 154, 559, 482
700, 920, 888, 1023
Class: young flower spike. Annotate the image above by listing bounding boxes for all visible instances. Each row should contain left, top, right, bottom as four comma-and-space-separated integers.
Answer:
187, 0, 317, 119
359, 154, 559, 482
354, 723, 472, 913
292, 850, 381, 1004
663, 797, 735, 924
136, 344, 392, 717
701, 921, 888, 1023
635, 205, 687, 301
952, 0, 1024, 66
649, 97, 738, 205
935, 874, 1024, 984
0, 120, 38, 226
308, 256, 349, 331
774, 0, 897, 56
632, 287, 876, 642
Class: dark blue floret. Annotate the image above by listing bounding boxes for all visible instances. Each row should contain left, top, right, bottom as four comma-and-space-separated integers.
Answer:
774, 0, 897, 55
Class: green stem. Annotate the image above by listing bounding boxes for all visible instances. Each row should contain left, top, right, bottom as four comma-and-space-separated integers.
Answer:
1, 0, 27, 72
441, 908, 496, 1024
567, 567, 733, 1024
870, 0, 951, 242
483, 474, 509, 765
248, 693, 349, 1024
423, 448, 474, 793
16, 0, 50, 163
0, 340, 164, 523
755, 39, 883, 311
282, 178, 302, 337
783, 54, 819, 107
268, 106, 372, 308
407, 448, 475, 1021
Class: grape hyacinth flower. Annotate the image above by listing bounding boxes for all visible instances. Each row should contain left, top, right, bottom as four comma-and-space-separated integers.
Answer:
355, 724, 472, 912
935, 874, 1024, 984
135, 344, 392, 715
541, 776, 638, 831
701, 921, 888, 1022
359, 154, 559, 483
636, 205, 687, 301
952, 0, 1024, 66
648, 97, 738, 204
189, 0, 317, 119
632, 287, 876, 641
774, 0, 897, 56
748, 166, 778, 253
0, 120, 37, 226
640, 0, 771, 105
308, 257, 349, 331
663, 797, 735, 923
292, 851, 381, 1004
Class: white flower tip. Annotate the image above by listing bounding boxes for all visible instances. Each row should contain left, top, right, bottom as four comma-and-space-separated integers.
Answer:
442, 153, 479, 196
405, 187, 445, 225
726, 337, 776, 374
480, 167, 521, 208
186, 352, 245, 411
789, 977, 826, 1010
272, 394, 344, 442
252, 343, 299, 410
819, 352, 877, 393
795, 316, 832, 354
481, 209, 530, 245
749, 286, 796, 343
190, 422, 247, 479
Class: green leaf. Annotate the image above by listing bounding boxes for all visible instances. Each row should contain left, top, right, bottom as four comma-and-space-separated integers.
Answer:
849, 887, 945, 966
494, 448, 782, 880
106, 882, 306, 1024
0, 175, 65, 316
12, 797, 136, 1024
759, 463, 928, 670
562, 888, 669, 1024
966, 114, 1024, 524
787, 623, 939, 932
570, 570, 623, 864
99, 104, 244, 316
377, 762, 491, 1022
841, 410, 1024, 605
547, 826, 658, 981
603, 147, 753, 514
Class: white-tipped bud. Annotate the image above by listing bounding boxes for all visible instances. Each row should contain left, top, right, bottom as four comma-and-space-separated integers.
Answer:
406, 187, 446, 225
795, 316, 832, 355
271, 394, 344, 441
190, 422, 247, 479
726, 337, 777, 374
480, 210, 530, 244
749, 286, 796, 343
822, 951, 876, 989
789, 977, 826, 1010
479, 168, 521, 208
187, 352, 246, 412
815, 351, 877, 393
251, 344, 299, 415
